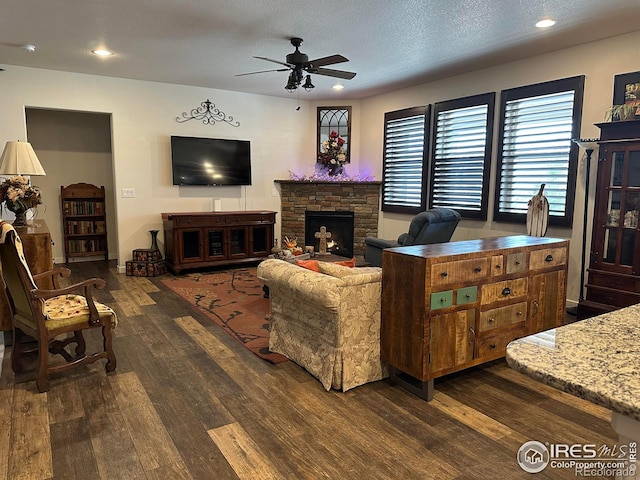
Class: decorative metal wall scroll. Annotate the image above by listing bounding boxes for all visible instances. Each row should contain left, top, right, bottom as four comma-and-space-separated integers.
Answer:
175, 99, 240, 127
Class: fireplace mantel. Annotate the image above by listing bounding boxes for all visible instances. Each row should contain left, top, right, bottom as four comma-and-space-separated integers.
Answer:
276, 180, 381, 256
275, 180, 382, 185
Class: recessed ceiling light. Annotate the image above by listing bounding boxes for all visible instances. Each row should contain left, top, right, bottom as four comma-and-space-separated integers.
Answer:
332, 84, 344, 91
536, 19, 556, 28
22, 44, 36, 53
92, 49, 113, 57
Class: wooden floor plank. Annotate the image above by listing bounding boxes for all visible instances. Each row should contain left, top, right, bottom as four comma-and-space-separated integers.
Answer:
110, 372, 187, 472
208, 423, 281, 480
8, 384, 52, 480
50, 418, 100, 478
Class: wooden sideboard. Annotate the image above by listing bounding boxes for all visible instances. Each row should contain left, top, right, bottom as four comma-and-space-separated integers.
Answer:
1, 220, 54, 331
162, 211, 276, 274
381, 235, 568, 400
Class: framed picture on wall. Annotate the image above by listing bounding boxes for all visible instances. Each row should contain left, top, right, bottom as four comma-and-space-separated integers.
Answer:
613, 71, 640, 117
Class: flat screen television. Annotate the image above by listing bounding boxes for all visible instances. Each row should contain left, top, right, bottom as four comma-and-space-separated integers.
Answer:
171, 136, 252, 186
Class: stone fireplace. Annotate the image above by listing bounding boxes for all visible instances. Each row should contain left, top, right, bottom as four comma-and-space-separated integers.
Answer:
276, 180, 381, 256
305, 210, 355, 258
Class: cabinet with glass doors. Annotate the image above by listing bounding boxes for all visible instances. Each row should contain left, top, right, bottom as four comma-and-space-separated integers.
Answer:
578, 120, 640, 319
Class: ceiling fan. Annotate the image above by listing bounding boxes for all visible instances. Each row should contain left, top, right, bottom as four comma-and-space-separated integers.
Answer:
236, 37, 356, 92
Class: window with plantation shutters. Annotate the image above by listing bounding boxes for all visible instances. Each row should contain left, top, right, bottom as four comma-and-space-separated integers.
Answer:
494, 76, 584, 227
430, 93, 495, 219
382, 106, 429, 213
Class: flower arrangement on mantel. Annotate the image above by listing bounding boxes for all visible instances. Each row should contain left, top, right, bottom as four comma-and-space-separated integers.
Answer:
0, 175, 43, 226
289, 129, 375, 182
318, 130, 348, 176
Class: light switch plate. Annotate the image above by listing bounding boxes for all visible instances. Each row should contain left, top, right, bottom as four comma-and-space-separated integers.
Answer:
122, 188, 135, 198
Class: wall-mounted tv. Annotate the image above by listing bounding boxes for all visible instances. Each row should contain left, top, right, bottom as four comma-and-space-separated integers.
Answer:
171, 136, 252, 186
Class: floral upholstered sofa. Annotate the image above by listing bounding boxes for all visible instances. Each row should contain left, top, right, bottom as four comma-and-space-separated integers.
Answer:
257, 258, 388, 392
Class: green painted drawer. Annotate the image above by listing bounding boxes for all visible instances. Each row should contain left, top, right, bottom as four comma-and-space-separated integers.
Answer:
457, 286, 478, 304
431, 290, 453, 310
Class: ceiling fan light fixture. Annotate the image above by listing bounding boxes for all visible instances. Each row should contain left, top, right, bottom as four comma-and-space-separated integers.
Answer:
332, 84, 344, 91
285, 72, 298, 92
303, 75, 315, 91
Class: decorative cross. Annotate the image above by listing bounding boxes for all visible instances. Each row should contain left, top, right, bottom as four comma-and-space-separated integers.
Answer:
315, 226, 332, 256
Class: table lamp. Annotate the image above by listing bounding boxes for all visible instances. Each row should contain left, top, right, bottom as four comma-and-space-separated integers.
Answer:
0, 141, 47, 226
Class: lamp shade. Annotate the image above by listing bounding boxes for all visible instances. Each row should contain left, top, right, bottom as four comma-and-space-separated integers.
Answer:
0, 141, 46, 176
572, 138, 599, 151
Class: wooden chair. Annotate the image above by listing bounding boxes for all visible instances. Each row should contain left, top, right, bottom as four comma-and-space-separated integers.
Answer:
0, 221, 116, 392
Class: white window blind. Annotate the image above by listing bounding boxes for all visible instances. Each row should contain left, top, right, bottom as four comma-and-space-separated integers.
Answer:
431, 100, 491, 218
382, 108, 428, 212
497, 90, 576, 218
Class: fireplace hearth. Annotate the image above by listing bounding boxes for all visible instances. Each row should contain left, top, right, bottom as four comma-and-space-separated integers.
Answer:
305, 211, 355, 258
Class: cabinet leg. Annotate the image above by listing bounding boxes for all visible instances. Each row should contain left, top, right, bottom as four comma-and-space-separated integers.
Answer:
389, 366, 434, 401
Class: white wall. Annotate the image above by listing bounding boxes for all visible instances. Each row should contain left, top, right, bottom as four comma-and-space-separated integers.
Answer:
357, 30, 640, 306
0, 66, 314, 270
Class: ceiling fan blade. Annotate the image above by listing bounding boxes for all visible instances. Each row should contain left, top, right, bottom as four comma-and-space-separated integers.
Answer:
313, 67, 357, 80
308, 54, 349, 67
235, 68, 289, 77
254, 56, 292, 68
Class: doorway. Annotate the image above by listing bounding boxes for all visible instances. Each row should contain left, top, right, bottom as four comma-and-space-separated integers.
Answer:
25, 108, 116, 264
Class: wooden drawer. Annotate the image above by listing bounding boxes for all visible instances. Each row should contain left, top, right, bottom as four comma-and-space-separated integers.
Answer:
226, 214, 272, 224
477, 326, 527, 358
529, 247, 566, 270
491, 255, 504, 277
479, 301, 527, 331
480, 277, 528, 304
173, 216, 227, 227
585, 285, 640, 308
505, 252, 527, 274
431, 257, 489, 287
456, 286, 478, 305
588, 271, 640, 293
430, 290, 453, 310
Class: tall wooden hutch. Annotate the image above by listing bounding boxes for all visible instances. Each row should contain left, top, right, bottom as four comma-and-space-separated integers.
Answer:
579, 120, 640, 318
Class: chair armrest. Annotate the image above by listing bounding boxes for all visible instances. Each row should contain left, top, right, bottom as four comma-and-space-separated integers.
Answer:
363, 237, 397, 249
30, 278, 107, 324
33, 267, 71, 289
397, 233, 410, 245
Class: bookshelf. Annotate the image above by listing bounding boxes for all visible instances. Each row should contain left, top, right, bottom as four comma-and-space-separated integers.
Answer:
61, 183, 108, 262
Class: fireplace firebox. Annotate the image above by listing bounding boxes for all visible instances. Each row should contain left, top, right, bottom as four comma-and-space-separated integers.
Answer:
305, 211, 355, 258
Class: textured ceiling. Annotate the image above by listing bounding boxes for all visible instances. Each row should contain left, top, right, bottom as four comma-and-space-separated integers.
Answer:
1, 0, 639, 100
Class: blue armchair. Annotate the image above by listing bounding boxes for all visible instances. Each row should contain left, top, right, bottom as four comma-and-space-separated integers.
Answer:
364, 208, 461, 267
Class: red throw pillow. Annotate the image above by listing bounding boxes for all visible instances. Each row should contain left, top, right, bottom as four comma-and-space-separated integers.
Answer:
336, 257, 356, 268
295, 259, 321, 272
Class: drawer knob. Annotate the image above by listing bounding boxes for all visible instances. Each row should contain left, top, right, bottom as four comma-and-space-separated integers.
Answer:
502, 287, 511, 296
516, 311, 523, 316
489, 344, 496, 349
515, 260, 521, 265
474, 266, 482, 273
465, 294, 471, 299
441, 271, 448, 278
495, 264, 501, 269
440, 297, 447, 303
488, 318, 495, 323
545, 254, 553, 262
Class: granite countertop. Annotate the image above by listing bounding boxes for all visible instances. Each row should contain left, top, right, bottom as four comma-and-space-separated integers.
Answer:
506, 303, 640, 421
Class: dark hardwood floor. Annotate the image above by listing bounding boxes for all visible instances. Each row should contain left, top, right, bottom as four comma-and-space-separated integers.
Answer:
0, 260, 616, 479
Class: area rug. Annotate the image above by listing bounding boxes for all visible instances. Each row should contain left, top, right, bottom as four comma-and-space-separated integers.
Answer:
161, 267, 287, 364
